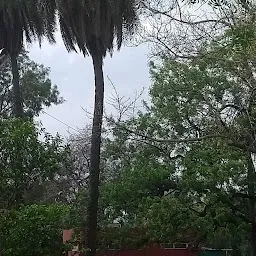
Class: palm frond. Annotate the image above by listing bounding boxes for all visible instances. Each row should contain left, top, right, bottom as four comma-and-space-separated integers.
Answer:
57, 0, 139, 58
0, 0, 57, 55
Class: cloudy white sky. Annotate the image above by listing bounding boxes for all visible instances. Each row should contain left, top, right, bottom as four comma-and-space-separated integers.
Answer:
27, 33, 150, 137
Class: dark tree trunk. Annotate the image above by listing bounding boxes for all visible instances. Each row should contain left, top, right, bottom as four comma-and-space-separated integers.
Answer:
85, 53, 104, 256
247, 153, 256, 256
10, 53, 23, 117
251, 223, 256, 256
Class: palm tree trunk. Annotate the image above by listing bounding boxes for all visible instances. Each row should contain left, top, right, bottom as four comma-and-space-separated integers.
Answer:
85, 53, 104, 256
10, 53, 23, 117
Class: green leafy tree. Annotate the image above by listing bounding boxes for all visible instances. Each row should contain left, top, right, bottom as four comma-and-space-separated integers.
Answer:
102, 119, 250, 254
101, 129, 247, 251
141, 29, 256, 254
0, 51, 64, 118
0, 204, 70, 256
148, 19, 256, 254
0, 119, 68, 209
103, 11, 256, 255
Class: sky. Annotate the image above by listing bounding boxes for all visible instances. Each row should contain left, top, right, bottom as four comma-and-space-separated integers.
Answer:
28, 32, 151, 137
26, 2, 213, 139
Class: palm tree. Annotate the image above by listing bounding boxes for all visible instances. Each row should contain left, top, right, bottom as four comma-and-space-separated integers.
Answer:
0, 0, 56, 117
57, 1, 139, 255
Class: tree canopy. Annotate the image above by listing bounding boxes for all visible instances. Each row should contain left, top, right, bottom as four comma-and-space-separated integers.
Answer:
0, 51, 64, 118
99, 4, 256, 255
0, 204, 70, 256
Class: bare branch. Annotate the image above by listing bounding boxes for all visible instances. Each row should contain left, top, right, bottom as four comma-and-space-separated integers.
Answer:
142, 2, 230, 27
108, 118, 226, 144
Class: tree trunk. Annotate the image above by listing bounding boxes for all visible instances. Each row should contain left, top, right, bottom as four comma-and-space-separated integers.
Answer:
10, 53, 23, 117
247, 153, 256, 256
251, 223, 256, 256
85, 53, 104, 256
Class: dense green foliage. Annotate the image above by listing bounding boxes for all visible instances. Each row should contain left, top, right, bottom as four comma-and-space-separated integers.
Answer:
0, 119, 68, 209
98, 4, 256, 255
0, 204, 70, 256
0, 118, 72, 255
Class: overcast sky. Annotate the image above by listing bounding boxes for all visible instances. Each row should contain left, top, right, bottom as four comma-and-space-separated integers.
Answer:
28, 33, 150, 137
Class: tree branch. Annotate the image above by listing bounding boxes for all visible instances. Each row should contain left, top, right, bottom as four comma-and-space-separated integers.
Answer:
111, 119, 226, 144
142, 3, 230, 27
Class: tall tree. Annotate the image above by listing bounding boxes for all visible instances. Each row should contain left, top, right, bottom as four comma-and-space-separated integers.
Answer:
57, 1, 139, 255
0, 0, 56, 117
103, 5, 256, 254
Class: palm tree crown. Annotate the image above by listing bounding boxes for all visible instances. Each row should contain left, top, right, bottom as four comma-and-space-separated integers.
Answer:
0, 0, 57, 54
58, 0, 138, 57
